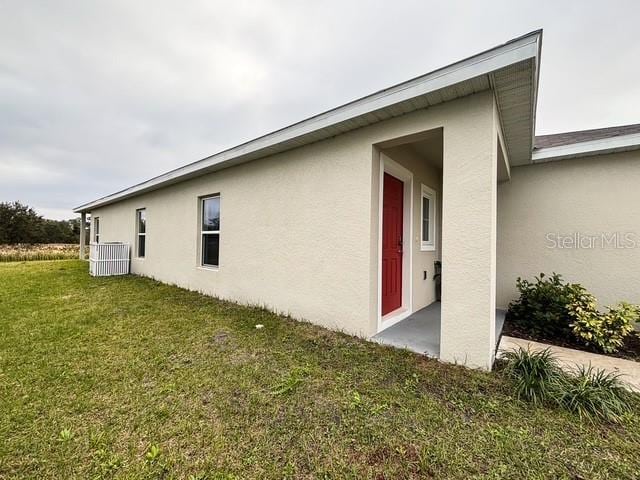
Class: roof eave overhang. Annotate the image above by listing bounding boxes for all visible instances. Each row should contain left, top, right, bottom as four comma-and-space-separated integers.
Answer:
531, 132, 640, 163
490, 31, 542, 167
74, 30, 542, 213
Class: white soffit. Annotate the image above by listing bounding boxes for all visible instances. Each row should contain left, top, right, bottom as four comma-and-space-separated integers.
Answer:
532, 132, 640, 163
491, 56, 539, 167
75, 30, 541, 212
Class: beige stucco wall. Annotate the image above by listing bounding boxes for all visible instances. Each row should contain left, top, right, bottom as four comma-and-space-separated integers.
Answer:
497, 149, 640, 309
438, 93, 499, 369
90, 90, 497, 343
90, 131, 374, 337
381, 144, 442, 312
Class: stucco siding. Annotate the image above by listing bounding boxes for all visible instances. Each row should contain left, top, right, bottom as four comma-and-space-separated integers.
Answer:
497, 150, 640, 309
438, 93, 498, 369
90, 90, 496, 339
91, 132, 374, 336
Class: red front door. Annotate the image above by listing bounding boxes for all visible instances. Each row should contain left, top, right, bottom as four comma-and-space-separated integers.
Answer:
382, 173, 403, 316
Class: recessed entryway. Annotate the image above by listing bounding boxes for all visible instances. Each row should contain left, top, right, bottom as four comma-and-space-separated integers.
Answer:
376, 128, 444, 335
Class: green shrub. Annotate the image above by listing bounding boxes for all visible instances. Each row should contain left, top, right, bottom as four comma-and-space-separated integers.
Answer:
555, 365, 632, 423
509, 273, 639, 353
569, 301, 639, 353
508, 273, 590, 338
500, 347, 562, 406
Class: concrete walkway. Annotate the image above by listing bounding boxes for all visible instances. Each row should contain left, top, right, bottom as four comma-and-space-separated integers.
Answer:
498, 336, 640, 392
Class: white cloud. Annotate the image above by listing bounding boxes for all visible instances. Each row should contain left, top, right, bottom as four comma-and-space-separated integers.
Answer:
0, 0, 638, 218
34, 206, 75, 221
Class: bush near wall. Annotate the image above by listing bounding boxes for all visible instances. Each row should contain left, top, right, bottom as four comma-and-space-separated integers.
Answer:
508, 273, 581, 339
0, 244, 81, 262
570, 301, 639, 353
508, 273, 640, 354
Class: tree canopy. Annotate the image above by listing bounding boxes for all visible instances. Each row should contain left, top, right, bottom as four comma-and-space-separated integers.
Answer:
0, 201, 84, 244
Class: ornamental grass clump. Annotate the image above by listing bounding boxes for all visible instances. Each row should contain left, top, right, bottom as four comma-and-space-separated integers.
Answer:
555, 365, 633, 423
501, 347, 562, 406
501, 347, 635, 423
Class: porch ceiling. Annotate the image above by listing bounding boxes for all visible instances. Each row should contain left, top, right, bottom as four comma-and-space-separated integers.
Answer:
75, 31, 541, 213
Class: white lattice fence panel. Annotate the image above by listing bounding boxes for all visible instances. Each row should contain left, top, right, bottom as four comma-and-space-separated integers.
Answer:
89, 243, 130, 276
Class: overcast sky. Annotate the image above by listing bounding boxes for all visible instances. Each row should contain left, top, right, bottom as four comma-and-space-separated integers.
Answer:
1, 1, 639, 220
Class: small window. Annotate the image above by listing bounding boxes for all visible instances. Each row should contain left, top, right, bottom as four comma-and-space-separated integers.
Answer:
136, 209, 146, 258
200, 196, 220, 267
421, 185, 436, 251
93, 217, 100, 243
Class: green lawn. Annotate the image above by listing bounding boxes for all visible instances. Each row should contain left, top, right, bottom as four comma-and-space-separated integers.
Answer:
0, 261, 638, 479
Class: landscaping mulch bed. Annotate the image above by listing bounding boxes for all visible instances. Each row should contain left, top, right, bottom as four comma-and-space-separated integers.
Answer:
502, 318, 640, 362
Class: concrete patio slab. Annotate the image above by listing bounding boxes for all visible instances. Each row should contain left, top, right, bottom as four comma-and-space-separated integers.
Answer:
372, 302, 505, 358
498, 335, 640, 392
372, 303, 441, 357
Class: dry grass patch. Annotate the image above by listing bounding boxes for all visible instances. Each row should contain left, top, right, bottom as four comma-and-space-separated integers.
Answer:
0, 243, 80, 262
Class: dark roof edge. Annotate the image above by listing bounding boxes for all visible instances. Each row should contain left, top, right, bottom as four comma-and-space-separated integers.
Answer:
532, 126, 640, 163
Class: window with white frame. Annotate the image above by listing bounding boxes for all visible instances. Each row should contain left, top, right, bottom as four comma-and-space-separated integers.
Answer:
136, 208, 146, 258
200, 196, 220, 267
93, 217, 100, 243
421, 185, 436, 251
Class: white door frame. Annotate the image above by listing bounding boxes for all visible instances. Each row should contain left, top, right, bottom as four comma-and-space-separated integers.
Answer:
377, 152, 413, 333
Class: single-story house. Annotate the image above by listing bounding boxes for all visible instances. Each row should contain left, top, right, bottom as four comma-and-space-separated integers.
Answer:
74, 30, 640, 370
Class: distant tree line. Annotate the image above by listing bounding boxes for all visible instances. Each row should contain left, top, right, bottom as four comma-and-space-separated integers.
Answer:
0, 201, 85, 244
